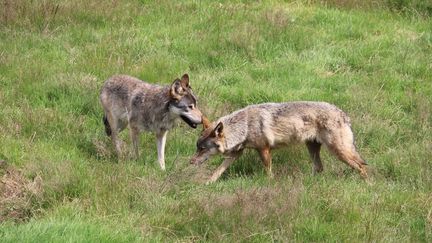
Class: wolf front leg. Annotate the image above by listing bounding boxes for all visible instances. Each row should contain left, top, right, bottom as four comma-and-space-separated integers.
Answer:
306, 140, 323, 174
258, 146, 274, 178
156, 130, 168, 170
207, 152, 242, 184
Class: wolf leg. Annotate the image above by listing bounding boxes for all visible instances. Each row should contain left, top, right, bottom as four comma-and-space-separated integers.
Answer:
207, 152, 241, 184
111, 131, 122, 159
306, 140, 323, 174
103, 114, 112, 136
129, 125, 140, 160
258, 147, 273, 178
156, 130, 168, 171
105, 112, 123, 159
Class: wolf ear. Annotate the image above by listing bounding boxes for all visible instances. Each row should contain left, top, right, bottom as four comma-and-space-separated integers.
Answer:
213, 122, 224, 138
170, 78, 183, 100
181, 74, 189, 88
202, 116, 211, 130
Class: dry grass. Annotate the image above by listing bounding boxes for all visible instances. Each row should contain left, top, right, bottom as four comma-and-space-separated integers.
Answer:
200, 181, 303, 221
0, 161, 43, 222
263, 6, 294, 29
309, 0, 381, 9
309, 0, 432, 16
0, 0, 142, 33
1, 0, 59, 32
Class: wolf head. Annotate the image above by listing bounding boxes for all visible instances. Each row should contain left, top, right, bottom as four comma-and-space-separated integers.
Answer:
190, 121, 225, 165
169, 74, 203, 128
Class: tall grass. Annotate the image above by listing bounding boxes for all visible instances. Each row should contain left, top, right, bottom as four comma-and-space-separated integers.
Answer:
0, 0, 431, 241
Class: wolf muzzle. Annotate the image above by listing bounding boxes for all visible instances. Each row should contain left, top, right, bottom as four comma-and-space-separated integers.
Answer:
180, 115, 199, 129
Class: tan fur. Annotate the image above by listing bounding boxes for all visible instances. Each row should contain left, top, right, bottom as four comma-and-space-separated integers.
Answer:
190, 102, 367, 183
100, 74, 203, 170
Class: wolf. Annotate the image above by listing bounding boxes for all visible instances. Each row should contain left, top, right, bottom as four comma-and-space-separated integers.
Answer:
100, 74, 203, 170
191, 102, 367, 183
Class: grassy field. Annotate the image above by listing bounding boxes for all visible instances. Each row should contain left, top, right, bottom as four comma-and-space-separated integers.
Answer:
1, 0, 431, 241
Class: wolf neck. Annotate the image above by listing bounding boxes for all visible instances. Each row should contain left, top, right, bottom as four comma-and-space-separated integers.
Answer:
219, 110, 248, 152
150, 85, 172, 111
157, 86, 178, 120
138, 85, 177, 131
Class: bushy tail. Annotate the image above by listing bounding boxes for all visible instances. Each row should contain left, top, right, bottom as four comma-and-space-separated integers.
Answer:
103, 114, 111, 136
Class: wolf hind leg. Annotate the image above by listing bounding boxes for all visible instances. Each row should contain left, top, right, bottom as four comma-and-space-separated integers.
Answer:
103, 113, 128, 137
306, 140, 323, 174
105, 111, 128, 160
129, 125, 140, 160
106, 113, 122, 159
103, 114, 112, 136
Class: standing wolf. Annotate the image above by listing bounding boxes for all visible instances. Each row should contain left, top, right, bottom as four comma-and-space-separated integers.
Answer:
100, 74, 203, 170
191, 102, 367, 183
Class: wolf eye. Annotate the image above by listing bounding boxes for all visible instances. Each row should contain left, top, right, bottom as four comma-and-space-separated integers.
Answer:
188, 104, 194, 110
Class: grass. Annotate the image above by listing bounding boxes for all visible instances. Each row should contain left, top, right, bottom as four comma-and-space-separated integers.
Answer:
1, 0, 431, 241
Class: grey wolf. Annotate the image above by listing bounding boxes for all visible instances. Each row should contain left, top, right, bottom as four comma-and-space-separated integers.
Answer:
191, 102, 367, 183
100, 74, 203, 170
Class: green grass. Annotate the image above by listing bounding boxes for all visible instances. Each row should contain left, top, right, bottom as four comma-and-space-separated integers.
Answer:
1, 0, 431, 241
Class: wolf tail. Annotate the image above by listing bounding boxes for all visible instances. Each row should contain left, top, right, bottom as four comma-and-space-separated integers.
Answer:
103, 114, 112, 136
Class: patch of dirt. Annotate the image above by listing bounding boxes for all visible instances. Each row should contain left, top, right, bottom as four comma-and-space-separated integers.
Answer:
0, 160, 43, 223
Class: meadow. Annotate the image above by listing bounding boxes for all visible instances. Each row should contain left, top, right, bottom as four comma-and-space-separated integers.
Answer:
0, 0, 431, 241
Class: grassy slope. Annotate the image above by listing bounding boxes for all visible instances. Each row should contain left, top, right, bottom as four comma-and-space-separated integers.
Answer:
0, 0, 431, 241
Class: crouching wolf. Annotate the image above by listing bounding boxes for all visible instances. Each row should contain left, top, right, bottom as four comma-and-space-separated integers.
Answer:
190, 102, 367, 183
100, 74, 203, 170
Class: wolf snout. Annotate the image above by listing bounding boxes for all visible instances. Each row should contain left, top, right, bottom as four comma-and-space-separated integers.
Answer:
193, 115, 203, 125
180, 114, 201, 129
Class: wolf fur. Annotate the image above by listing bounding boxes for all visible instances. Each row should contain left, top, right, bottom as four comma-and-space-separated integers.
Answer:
191, 102, 367, 183
100, 74, 203, 170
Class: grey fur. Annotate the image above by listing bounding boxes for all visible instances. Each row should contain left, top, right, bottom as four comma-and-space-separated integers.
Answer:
101, 74, 203, 170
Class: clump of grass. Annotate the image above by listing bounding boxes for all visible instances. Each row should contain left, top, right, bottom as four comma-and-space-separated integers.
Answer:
0, 161, 43, 223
